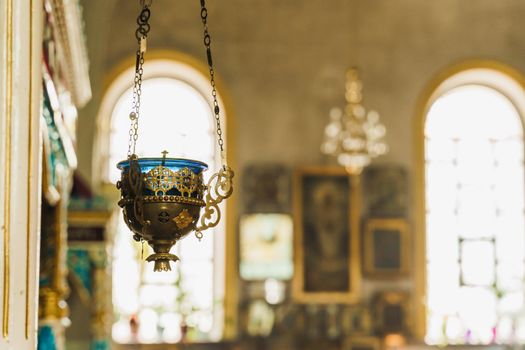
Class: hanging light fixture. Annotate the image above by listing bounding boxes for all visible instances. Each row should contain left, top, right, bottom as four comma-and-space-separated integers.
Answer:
116, 0, 234, 272
321, 68, 388, 175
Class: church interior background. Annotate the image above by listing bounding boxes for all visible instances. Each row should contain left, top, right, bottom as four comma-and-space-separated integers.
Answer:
2, 0, 525, 349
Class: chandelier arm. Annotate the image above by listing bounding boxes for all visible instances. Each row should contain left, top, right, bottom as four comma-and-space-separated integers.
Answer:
199, 0, 227, 168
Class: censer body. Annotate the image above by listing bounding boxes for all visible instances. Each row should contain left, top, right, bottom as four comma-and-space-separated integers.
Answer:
117, 157, 208, 271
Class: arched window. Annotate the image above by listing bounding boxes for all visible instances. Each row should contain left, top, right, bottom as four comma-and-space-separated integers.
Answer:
96, 57, 228, 344
422, 66, 525, 345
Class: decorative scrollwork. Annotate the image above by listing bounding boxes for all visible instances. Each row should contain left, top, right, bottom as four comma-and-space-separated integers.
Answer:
195, 166, 234, 238
144, 165, 176, 195
144, 166, 203, 198
133, 193, 149, 229
128, 155, 143, 196
174, 167, 201, 197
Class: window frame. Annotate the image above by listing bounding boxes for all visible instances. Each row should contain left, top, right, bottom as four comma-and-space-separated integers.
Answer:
94, 50, 238, 342
414, 60, 525, 342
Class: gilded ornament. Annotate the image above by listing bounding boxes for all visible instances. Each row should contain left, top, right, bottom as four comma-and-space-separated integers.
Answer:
174, 167, 200, 197
195, 166, 234, 236
144, 165, 176, 195
174, 209, 194, 229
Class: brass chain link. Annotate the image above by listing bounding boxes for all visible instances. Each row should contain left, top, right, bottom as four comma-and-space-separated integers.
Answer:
199, 0, 226, 166
127, 1, 152, 158
127, 0, 226, 164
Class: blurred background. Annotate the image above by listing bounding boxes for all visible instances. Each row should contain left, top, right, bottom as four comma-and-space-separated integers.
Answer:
4, 0, 525, 349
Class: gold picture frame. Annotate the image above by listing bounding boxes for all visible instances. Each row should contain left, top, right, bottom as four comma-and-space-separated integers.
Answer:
343, 336, 381, 350
373, 291, 411, 335
364, 218, 409, 278
67, 210, 113, 244
292, 167, 361, 304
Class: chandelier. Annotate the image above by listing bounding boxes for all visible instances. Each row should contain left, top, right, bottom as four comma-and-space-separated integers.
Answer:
116, 0, 234, 272
321, 68, 388, 175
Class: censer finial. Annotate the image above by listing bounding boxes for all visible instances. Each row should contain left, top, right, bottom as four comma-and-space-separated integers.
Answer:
116, 0, 234, 272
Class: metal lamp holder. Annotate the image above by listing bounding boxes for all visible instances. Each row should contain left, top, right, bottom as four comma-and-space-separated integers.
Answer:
116, 0, 234, 272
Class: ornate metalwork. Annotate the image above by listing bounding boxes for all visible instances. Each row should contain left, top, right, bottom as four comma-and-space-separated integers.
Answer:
128, 155, 144, 196
174, 209, 193, 229
117, 155, 211, 271
146, 252, 179, 272
142, 195, 204, 206
195, 166, 234, 236
144, 165, 204, 198
145, 165, 176, 195
174, 168, 201, 197
116, 0, 235, 272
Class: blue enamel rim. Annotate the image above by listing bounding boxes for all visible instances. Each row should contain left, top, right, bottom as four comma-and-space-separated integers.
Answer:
117, 157, 208, 173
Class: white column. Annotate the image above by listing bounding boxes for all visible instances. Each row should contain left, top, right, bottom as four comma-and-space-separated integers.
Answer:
0, 0, 43, 348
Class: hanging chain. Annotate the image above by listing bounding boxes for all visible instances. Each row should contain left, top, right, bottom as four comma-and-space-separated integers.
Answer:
199, 0, 226, 166
127, 1, 152, 158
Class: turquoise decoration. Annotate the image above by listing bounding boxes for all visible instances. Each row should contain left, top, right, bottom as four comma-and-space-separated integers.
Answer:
68, 196, 110, 211
67, 248, 93, 295
42, 85, 70, 188
37, 325, 57, 350
91, 339, 109, 350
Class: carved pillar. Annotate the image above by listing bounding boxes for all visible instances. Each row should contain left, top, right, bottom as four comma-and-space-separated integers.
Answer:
36, 0, 91, 347
0, 0, 44, 349
39, 191, 71, 350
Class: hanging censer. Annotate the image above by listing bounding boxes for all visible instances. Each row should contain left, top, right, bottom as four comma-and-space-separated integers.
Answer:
116, 0, 234, 272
